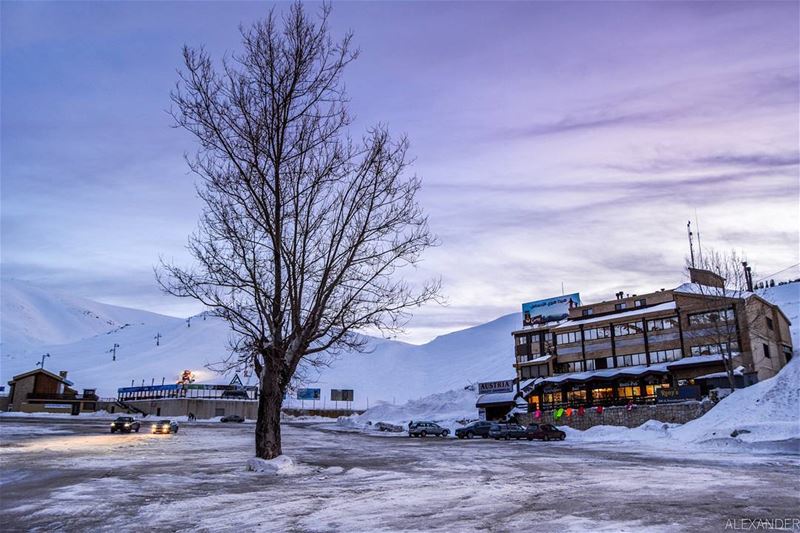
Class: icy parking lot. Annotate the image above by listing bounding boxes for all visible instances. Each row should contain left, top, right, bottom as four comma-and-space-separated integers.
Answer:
1, 417, 798, 532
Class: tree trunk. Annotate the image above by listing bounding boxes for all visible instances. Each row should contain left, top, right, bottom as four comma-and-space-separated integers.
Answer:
255, 361, 283, 459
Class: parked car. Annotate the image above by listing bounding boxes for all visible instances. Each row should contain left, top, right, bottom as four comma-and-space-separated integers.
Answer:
152, 420, 180, 434
455, 421, 493, 439
525, 423, 566, 441
408, 421, 449, 438
220, 415, 245, 423
489, 423, 527, 440
110, 416, 140, 433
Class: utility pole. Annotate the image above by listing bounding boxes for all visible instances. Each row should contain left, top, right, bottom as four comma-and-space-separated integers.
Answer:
36, 353, 50, 370
154, 333, 162, 346
186, 317, 191, 328
108, 343, 120, 361
687, 220, 695, 268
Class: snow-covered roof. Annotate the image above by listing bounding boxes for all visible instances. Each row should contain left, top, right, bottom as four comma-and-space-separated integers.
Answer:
553, 301, 677, 329
673, 282, 751, 299
538, 364, 670, 385
519, 377, 543, 391
666, 354, 724, 368
694, 366, 745, 380
476, 391, 519, 406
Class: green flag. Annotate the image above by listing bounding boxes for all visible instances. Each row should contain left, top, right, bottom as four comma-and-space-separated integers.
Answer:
554, 407, 564, 419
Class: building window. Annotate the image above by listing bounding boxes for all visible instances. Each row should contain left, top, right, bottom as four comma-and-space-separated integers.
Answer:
688, 308, 734, 326
614, 322, 643, 337
555, 361, 582, 374
649, 349, 682, 363
566, 387, 586, 404
542, 389, 562, 406
556, 331, 580, 345
592, 387, 614, 401
690, 342, 739, 356
618, 381, 640, 398
646, 317, 678, 332
766, 317, 774, 331
615, 302, 627, 311
635, 298, 646, 307
584, 359, 596, 371
582, 308, 593, 316
517, 336, 527, 346
584, 326, 611, 341
763, 343, 771, 358
619, 353, 647, 367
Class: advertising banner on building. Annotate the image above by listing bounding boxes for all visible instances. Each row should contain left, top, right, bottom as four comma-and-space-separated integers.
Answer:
478, 380, 514, 394
296, 388, 321, 400
522, 293, 581, 327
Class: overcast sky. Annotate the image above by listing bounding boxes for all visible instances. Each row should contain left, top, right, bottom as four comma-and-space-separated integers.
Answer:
2, 1, 798, 343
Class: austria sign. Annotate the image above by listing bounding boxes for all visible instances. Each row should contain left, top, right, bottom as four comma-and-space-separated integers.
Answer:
478, 380, 514, 394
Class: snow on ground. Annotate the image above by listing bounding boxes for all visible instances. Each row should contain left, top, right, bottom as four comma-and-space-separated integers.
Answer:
670, 356, 800, 445
0, 418, 798, 532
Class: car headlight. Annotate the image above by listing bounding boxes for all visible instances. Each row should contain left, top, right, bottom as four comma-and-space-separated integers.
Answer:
124, 423, 131, 427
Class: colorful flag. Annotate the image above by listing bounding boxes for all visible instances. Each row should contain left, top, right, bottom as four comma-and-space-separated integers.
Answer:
596, 405, 604, 414
554, 407, 564, 419
578, 406, 585, 416
534, 409, 541, 419
565, 407, 573, 417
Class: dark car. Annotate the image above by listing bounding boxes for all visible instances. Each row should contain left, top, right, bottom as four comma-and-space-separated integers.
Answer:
110, 416, 140, 433
220, 415, 245, 423
525, 423, 566, 441
455, 421, 493, 439
408, 421, 449, 438
489, 423, 527, 440
152, 420, 180, 434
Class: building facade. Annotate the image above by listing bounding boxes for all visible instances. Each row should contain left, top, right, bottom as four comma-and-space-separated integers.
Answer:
513, 269, 793, 411
6, 369, 99, 414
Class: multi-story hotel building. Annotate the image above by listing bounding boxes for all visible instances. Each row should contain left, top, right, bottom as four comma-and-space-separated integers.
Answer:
513, 268, 793, 411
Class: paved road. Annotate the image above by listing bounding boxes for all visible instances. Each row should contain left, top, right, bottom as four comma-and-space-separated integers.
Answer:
1, 417, 798, 532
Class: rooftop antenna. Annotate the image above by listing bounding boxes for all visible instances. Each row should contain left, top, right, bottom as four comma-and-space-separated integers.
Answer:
687, 220, 695, 268
695, 209, 703, 266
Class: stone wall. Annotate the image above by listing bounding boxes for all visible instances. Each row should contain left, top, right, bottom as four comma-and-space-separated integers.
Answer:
517, 400, 715, 430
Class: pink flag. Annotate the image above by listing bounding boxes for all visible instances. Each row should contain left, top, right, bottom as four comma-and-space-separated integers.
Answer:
534, 409, 542, 419
596, 405, 604, 414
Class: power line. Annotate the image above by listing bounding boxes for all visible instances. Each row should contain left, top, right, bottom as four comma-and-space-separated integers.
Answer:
754, 263, 800, 283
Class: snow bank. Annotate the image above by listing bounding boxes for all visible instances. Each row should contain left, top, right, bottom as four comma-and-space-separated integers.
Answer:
246, 455, 298, 475
670, 356, 800, 445
561, 420, 677, 443
354, 387, 478, 424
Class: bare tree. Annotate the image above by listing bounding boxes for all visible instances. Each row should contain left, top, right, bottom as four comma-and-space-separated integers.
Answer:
683, 249, 765, 391
158, 3, 439, 459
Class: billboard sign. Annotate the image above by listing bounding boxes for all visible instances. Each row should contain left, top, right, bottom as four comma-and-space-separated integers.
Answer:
331, 389, 354, 402
478, 380, 514, 394
657, 385, 701, 404
296, 388, 321, 400
522, 293, 581, 327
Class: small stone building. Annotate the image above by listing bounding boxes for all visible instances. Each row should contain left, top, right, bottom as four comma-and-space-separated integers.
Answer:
6, 369, 98, 415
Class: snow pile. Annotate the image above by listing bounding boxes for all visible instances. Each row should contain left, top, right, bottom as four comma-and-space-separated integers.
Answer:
246, 455, 298, 475
671, 356, 800, 445
353, 387, 478, 425
562, 420, 677, 443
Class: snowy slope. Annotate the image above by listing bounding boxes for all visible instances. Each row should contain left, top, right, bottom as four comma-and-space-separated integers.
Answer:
671, 356, 800, 444
1, 279, 177, 352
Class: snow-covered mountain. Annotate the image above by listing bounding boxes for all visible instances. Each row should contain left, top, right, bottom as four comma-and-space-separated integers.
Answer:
0, 279, 519, 404
1, 278, 797, 407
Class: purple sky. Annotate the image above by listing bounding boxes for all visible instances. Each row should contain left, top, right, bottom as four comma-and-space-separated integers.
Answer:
2, 1, 799, 343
